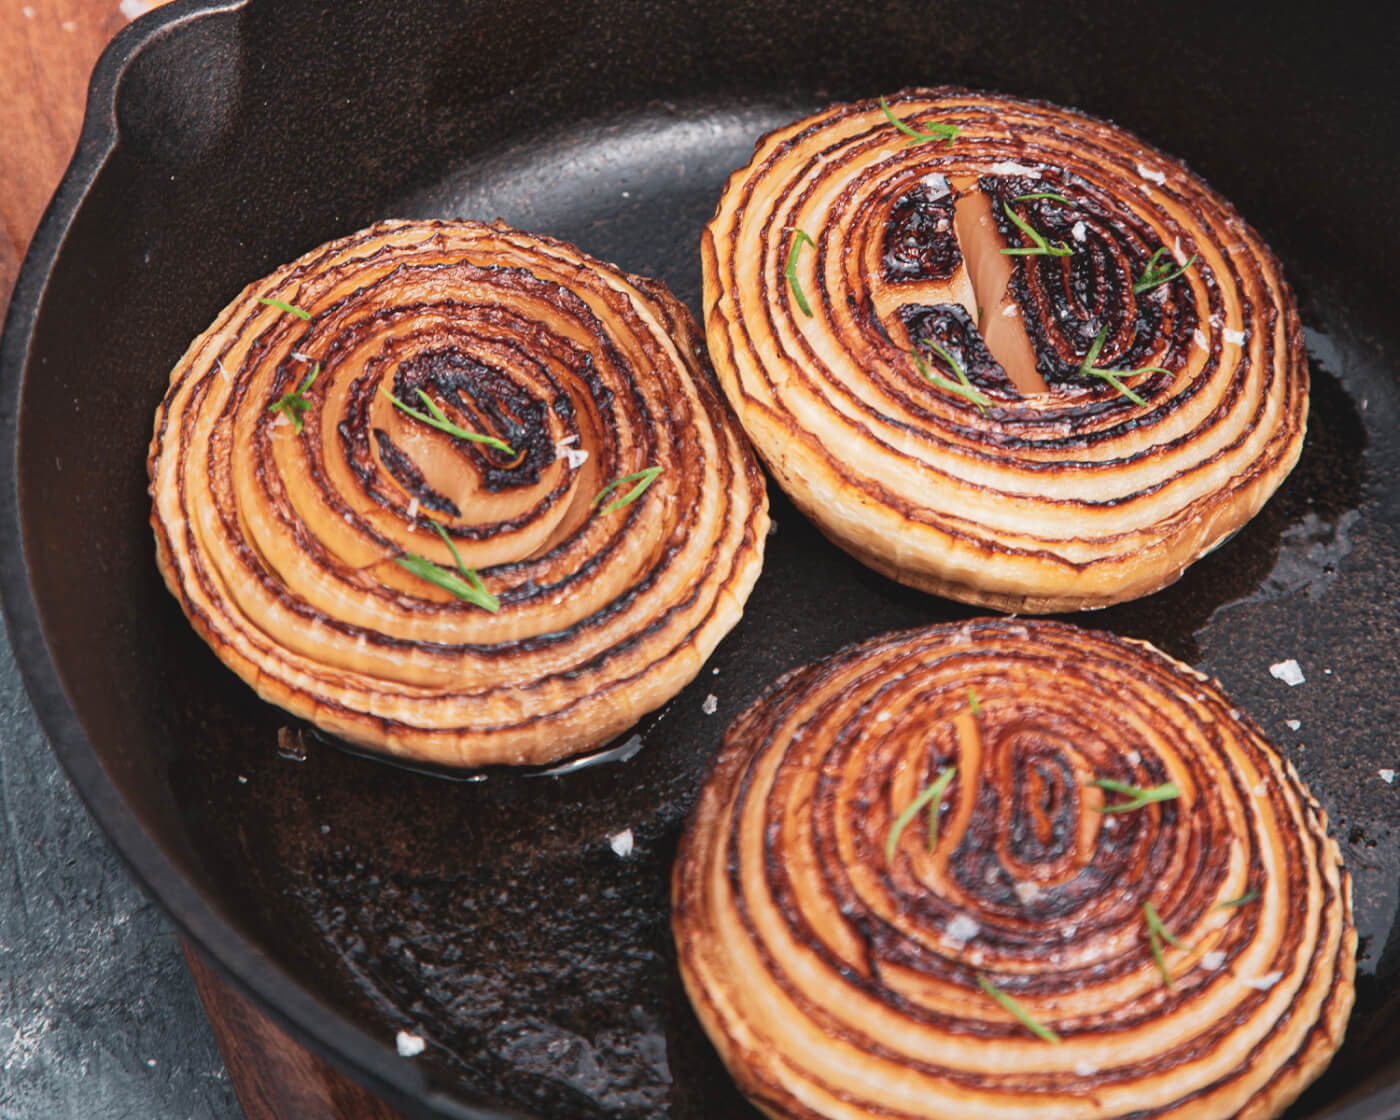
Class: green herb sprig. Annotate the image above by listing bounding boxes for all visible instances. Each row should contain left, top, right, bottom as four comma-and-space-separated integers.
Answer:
878, 95, 960, 146
976, 974, 1062, 1044
1013, 191, 1073, 206
1133, 247, 1198, 295
268, 363, 320, 433
1143, 901, 1182, 989
1087, 777, 1181, 814
785, 229, 817, 317
380, 387, 515, 456
1214, 888, 1260, 910
396, 521, 499, 613
886, 766, 957, 864
1077, 325, 1172, 407
256, 296, 311, 320
1000, 202, 1073, 258
591, 466, 662, 515
968, 688, 981, 716
913, 339, 991, 415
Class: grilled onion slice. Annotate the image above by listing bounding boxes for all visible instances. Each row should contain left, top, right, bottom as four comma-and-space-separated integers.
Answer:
674, 619, 1354, 1120
148, 219, 767, 767
703, 89, 1308, 612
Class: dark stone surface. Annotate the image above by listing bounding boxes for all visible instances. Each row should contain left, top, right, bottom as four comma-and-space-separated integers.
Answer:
0, 616, 234, 1119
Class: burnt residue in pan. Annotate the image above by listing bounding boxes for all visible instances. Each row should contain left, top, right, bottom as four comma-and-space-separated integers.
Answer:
154, 94, 1400, 1119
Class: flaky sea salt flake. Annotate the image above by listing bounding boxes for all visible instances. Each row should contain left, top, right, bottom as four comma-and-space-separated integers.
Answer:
396, 1031, 426, 1058
609, 828, 635, 857
988, 161, 1042, 177
946, 915, 980, 944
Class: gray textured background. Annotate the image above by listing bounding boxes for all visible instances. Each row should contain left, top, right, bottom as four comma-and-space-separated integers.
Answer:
0, 618, 236, 1119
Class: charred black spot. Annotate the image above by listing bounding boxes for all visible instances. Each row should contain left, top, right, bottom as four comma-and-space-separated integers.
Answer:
393, 349, 552, 492
883, 184, 961, 283
898, 303, 1015, 392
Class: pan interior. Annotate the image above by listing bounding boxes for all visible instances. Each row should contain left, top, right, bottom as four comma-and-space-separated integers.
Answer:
9, 1, 1399, 1117
141, 96, 1400, 1119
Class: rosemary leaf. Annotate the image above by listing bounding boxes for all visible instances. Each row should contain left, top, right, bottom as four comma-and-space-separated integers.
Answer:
1087, 777, 1181, 813
591, 466, 663, 515
256, 296, 312, 320
394, 554, 499, 613
429, 521, 499, 612
267, 362, 320, 433
785, 229, 817, 317
976, 974, 1062, 1044
1214, 888, 1261, 910
878, 95, 960, 146
1000, 201, 1073, 258
1077, 325, 1171, 407
1143, 901, 1181, 989
1133, 247, 1198, 294
913, 340, 990, 415
379, 386, 515, 455
886, 766, 957, 864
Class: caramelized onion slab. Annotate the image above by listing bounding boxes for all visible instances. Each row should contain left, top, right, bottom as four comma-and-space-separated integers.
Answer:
149, 219, 767, 767
703, 89, 1308, 612
674, 620, 1354, 1120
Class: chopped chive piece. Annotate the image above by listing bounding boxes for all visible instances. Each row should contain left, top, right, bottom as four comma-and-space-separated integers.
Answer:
913, 339, 990, 415
379, 386, 515, 455
1143, 901, 1181, 989
785, 229, 817, 317
1000, 201, 1073, 258
1133, 247, 1198, 294
267, 362, 320, 433
1077, 325, 1172, 407
427, 520, 499, 612
878, 95, 960, 146
1215, 888, 1261, 910
591, 465, 663, 515
968, 688, 981, 716
394, 549, 500, 613
976, 973, 1062, 1044
256, 296, 312, 320
886, 766, 957, 864
1013, 191, 1072, 205
1087, 777, 1181, 813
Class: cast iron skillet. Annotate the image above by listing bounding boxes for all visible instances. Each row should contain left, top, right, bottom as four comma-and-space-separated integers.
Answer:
2, 1, 1397, 1116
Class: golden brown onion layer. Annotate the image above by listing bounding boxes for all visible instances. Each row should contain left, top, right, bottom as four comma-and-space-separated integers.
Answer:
703, 89, 1308, 612
674, 620, 1354, 1120
149, 219, 767, 767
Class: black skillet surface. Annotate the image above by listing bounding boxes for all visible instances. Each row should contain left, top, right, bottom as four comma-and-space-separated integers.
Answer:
2, 0, 1398, 1117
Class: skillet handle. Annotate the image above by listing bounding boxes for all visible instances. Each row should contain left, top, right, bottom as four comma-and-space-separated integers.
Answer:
183, 943, 409, 1120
